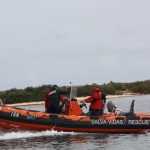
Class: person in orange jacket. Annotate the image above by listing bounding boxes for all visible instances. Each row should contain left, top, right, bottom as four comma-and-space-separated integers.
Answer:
81, 84, 104, 117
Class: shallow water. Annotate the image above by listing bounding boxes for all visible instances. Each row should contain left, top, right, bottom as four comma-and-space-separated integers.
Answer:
0, 95, 150, 150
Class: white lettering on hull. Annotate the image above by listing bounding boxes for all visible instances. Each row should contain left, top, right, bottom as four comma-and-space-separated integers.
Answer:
91, 119, 150, 125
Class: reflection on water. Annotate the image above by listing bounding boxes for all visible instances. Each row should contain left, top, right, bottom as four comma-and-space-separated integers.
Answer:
0, 95, 150, 150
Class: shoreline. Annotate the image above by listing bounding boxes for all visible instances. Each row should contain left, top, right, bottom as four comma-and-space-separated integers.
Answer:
5, 93, 144, 107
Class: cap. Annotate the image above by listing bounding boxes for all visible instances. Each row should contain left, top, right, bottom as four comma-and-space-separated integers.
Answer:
52, 85, 59, 90
91, 83, 97, 87
91, 83, 101, 91
48, 85, 53, 90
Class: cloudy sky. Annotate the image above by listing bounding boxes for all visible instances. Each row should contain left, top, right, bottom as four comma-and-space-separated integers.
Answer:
0, 0, 150, 90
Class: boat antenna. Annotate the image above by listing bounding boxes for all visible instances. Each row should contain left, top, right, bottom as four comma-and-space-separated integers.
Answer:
69, 82, 77, 99
70, 82, 73, 99
0, 99, 3, 105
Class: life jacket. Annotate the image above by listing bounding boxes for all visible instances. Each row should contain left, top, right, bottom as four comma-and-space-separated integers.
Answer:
91, 92, 102, 103
90, 92, 103, 110
48, 89, 60, 109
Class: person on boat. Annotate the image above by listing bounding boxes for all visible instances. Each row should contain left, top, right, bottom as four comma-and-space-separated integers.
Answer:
45, 85, 64, 114
45, 85, 70, 114
81, 84, 105, 117
61, 97, 71, 115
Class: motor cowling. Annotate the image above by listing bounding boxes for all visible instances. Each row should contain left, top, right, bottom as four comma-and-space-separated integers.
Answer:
107, 101, 117, 113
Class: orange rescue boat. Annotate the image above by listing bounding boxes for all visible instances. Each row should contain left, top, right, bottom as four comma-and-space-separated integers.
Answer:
0, 99, 150, 133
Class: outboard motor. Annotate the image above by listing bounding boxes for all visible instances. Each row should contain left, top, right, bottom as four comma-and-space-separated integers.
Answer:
107, 101, 117, 113
107, 100, 136, 116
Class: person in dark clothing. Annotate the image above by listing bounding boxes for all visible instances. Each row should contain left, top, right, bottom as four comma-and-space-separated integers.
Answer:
45, 85, 64, 114
81, 84, 105, 117
45, 85, 71, 114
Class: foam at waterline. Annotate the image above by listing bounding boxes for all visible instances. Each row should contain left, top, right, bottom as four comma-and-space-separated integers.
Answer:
0, 130, 76, 140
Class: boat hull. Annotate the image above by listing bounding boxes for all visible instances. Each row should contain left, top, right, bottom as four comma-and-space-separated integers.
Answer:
0, 119, 149, 133
0, 105, 150, 133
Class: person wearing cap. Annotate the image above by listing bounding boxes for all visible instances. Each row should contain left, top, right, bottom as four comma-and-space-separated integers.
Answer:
45, 85, 71, 114
45, 85, 64, 114
81, 84, 103, 117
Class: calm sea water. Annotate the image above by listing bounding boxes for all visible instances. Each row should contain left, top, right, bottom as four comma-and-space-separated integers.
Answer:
0, 95, 150, 150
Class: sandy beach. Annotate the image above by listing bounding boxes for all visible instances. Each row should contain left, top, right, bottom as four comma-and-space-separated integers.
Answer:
6, 93, 140, 107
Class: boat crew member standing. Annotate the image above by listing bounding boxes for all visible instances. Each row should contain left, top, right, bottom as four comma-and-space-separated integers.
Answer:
45, 85, 70, 114
81, 84, 104, 117
45, 85, 64, 114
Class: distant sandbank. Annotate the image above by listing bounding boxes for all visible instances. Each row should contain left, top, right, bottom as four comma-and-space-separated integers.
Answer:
6, 93, 142, 107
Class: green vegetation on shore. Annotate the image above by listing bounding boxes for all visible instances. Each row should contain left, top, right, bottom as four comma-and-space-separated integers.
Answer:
0, 80, 150, 104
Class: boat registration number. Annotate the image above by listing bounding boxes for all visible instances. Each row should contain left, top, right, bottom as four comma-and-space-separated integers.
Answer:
10, 112, 20, 118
